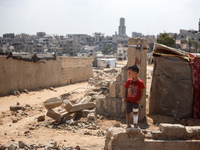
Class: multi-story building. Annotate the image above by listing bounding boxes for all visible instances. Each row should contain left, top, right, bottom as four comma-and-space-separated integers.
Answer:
118, 17, 127, 37
117, 42, 128, 60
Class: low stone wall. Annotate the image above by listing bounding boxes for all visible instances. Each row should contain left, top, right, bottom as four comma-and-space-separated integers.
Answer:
0, 56, 93, 95
105, 124, 200, 150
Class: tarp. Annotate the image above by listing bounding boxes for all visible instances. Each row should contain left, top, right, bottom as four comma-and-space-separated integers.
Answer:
6, 52, 56, 63
149, 43, 194, 119
190, 56, 200, 119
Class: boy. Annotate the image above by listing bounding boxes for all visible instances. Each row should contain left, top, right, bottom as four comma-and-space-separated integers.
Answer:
124, 65, 145, 128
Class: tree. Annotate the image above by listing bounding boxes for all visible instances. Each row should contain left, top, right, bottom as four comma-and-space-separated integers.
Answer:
194, 41, 200, 53
187, 38, 195, 52
157, 33, 175, 48
102, 44, 115, 54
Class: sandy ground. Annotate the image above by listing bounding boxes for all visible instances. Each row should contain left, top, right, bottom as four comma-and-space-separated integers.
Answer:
1, 64, 200, 149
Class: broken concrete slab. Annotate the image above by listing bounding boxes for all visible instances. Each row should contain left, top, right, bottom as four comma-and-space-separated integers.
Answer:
78, 96, 92, 104
10, 106, 25, 111
44, 97, 62, 110
69, 103, 96, 113
62, 100, 73, 112
46, 109, 61, 122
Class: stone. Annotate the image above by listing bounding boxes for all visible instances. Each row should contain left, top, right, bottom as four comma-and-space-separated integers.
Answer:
186, 126, 200, 139
10, 106, 25, 111
87, 113, 95, 122
159, 123, 186, 139
62, 100, 73, 112
78, 96, 92, 104
12, 119, 18, 123
44, 97, 62, 109
46, 109, 61, 122
8, 142, 18, 150
49, 87, 54, 90
112, 123, 121, 127
82, 109, 91, 117
19, 141, 26, 148
126, 128, 145, 140
13, 91, 20, 96
84, 130, 92, 135
24, 89, 29, 94
37, 115, 45, 121
69, 103, 96, 113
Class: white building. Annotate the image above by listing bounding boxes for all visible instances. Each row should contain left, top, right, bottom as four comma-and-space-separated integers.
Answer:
117, 43, 128, 60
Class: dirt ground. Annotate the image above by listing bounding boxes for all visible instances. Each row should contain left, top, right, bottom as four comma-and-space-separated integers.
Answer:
0, 64, 200, 150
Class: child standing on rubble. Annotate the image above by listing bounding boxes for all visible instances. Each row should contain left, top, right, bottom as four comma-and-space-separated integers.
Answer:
124, 65, 145, 128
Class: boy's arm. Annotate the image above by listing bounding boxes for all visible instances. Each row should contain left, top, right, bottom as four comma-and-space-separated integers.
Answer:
137, 89, 144, 104
124, 88, 127, 103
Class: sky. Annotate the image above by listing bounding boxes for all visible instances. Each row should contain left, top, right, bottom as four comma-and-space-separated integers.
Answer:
0, 0, 199, 37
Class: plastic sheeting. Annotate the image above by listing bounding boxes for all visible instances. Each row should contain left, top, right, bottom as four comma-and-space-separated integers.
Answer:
149, 56, 194, 119
190, 57, 200, 119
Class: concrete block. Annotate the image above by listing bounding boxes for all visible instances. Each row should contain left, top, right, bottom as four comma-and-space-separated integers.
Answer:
10, 106, 25, 111
186, 126, 200, 139
159, 123, 186, 139
44, 97, 62, 110
69, 103, 95, 113
46, 109, 61, 122
62, 100, 73, 112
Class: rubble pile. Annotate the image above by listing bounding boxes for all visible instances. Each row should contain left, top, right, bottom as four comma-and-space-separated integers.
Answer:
88, 68, 119, 95
0, 103, 45, 125
0, 140, 80, 150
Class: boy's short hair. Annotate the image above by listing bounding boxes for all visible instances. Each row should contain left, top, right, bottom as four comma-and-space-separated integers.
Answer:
127, 65, 139, 73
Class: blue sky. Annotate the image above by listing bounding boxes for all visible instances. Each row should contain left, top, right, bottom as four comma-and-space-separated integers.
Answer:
0, 0, 199, 37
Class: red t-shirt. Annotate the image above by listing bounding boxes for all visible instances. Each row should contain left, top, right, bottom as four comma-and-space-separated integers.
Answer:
124, 78, 145, 103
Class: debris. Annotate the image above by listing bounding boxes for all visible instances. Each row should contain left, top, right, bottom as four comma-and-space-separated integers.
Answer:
13, 91, 20, 96
44, 97, 62, 109
60, 93, 71, 100
46, 109, 61, 122
10, 106, 25, 111
18, 141, 26, 148
87, 113, 96, 122
62, 100, 73, 112
24, 89, 29, 94
49, 87, 54, 90
12, 119, 18, 123
37, 115, 45, 121
69, 103, 96, 113
8, 142, 18, 150
77, 96, 92, 104
112, 123, 121, 127
82, 109, 91, 117
84, 130, 92, 135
